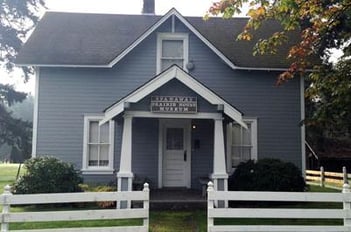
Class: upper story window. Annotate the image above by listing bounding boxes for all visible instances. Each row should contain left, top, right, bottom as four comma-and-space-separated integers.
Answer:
82, 115, 115, 174
226, 119, 258, 171
157, 33, 189, 74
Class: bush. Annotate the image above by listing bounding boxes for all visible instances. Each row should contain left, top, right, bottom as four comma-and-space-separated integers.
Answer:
229, 158, 306, 192
13, 156, 83, 194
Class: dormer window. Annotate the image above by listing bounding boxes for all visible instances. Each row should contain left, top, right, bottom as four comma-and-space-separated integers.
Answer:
157, 33, 188, 74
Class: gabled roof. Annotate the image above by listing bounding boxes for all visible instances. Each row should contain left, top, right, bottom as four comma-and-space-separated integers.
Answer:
16, 9, 299, 70
100, 65, 247, 128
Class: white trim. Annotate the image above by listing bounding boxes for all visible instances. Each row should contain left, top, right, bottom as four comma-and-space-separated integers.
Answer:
125, 111, 222, 120
226, 118, 258, 172
82, 115, 115, 172
156, 33, 189, 74
158, 119, 191, 188
158, 120, 163, 188
101, 66, 247, 129
31, 67, 40, 157
81, 169, 114, 175
300, 76, 306, 175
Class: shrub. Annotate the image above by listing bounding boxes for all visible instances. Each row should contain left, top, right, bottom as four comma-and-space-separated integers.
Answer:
93, 185, 116, 208
13, 156, 83, 194
228, 158, 306, 192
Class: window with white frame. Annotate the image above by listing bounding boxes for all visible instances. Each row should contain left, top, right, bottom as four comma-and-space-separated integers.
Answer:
157, 33, 188, 73
82, 116, 114, 173
227, 119, 258, 171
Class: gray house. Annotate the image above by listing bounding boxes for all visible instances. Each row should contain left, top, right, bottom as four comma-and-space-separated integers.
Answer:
16, 7, 305, 193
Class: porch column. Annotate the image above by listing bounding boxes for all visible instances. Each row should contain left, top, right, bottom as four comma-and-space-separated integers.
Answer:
212, 118, 228, 207
117, 115, 134, 208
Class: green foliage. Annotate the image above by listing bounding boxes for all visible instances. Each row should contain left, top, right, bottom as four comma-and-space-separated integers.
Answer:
229, 159, 306, 192
0, 0, 44, 161
93, 185, 116, 208
13, 157, 82, 194
0, 0, 45, 77
207, 0, 351, 149
306, 59, 351, 136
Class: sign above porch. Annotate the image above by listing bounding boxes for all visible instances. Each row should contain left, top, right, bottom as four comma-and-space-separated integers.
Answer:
151, 96, 197, 113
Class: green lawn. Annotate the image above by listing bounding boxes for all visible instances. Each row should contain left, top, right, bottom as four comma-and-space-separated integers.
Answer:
0, 163, 25, 194
0, 164, 344, 231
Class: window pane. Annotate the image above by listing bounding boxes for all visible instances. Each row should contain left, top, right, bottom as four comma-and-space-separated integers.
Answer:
232, 124, 242, 145
89, 121, 99, 143
100, 122, 110, 143
241, 147, 252, 161
99, 145, 109, 166
162, 40, 183, 57
88, 144, 99, 166
166, 128, 183, 150
231, 122, 254, 167
242, 125, 251, 145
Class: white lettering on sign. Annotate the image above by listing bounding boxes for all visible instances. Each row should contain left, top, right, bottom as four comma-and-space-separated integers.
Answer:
150, 96, 197, 113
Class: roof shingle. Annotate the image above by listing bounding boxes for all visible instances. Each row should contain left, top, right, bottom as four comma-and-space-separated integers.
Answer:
16, 11, 299, 69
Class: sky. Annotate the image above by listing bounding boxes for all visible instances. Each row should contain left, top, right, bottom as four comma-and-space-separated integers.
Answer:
1, 0, 220, 94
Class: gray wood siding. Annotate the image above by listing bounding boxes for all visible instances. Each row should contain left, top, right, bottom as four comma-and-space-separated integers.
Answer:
191, 119, 214, 189
132, 118, 159, 189
35, 17, 303, 185
36, 33, 158, 172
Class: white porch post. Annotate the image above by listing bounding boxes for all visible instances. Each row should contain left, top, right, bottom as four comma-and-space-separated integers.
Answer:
212, 118, 228, 207
117, 115, 134, 208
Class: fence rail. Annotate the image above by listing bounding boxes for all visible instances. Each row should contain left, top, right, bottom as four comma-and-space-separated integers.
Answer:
0, 183, 149, 232
207, 181, 351, 232
306, 166, 350, 189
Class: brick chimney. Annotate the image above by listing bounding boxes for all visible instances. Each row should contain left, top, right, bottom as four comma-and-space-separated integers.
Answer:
142, 0, 155, 15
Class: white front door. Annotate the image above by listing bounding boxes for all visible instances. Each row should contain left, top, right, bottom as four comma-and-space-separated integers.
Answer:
161, 119, 191, 188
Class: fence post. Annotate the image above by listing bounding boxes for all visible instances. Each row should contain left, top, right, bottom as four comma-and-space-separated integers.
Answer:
343, 183, 351, 227
142, 183, 149, 229
207, 181, 214, 232
343, 183, 351, 228
343, 167, 349, 184
320, 166, 325, 187
1, 185, 12, 232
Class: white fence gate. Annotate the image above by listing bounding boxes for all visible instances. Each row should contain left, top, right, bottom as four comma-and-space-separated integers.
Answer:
0, 183, 149, 232
207, 181, 351, 232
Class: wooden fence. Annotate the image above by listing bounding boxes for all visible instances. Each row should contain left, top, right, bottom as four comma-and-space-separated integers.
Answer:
306, 166, 350, 189
207, 181, 351, 232
0, 183, 149, 232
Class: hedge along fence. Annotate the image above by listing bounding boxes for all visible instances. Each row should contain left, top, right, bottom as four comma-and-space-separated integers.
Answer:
207, 181, 351, 232
306, 166, 350, 189
0, 183, 150, 232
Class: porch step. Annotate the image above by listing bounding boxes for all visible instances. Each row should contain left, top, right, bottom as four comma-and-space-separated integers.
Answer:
150, 200, 206, 210
149, 189, 206, 210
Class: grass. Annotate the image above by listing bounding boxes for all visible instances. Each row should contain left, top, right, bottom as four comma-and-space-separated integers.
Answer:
0, 163, 25, 194
0, 164, 345, 231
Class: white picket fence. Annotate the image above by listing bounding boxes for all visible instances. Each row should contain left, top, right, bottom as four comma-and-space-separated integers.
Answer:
0, 183, 149, 232
207, 181, 351, 232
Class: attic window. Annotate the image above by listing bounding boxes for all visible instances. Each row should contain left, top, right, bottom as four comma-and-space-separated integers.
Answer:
157, 33, 188, 73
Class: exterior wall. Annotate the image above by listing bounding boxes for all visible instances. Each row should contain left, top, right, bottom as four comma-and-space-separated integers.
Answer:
35, 16, 302, 184
191, 119, 214, 189
132, 118, 159, 189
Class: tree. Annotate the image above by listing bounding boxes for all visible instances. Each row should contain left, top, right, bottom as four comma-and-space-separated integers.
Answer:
207, 0, 351, 136
0, 0, 45, 160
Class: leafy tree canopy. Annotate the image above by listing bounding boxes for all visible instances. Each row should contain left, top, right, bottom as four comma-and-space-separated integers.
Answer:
0, 0, 45, 160
207, 0, 351, 136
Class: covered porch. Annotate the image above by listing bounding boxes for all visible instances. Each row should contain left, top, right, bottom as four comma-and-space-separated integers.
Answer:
99, 66, 247, 205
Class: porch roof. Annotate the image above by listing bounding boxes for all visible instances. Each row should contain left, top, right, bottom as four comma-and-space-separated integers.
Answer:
100, 65, 247, 128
